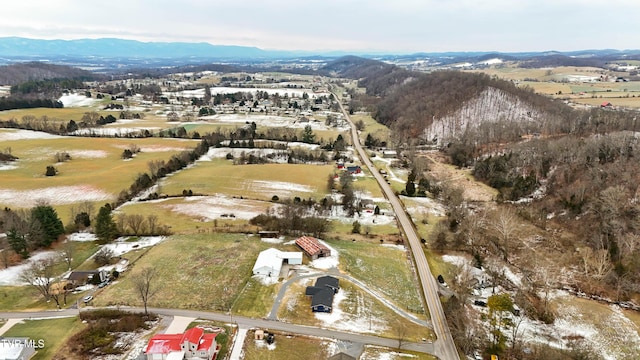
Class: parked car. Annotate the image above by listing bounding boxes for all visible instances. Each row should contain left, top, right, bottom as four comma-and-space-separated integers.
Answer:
98, 282, 108, 288
83, 295, 93, 303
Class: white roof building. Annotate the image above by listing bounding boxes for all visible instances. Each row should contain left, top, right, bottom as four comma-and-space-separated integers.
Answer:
252, 248, 303, 278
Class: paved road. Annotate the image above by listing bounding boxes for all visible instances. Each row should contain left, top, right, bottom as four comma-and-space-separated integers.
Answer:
0, 307, 436, 355
334, 92, 459, 360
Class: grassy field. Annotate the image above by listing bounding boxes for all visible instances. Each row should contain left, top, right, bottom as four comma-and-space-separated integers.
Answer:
328, 239, 425, 316
277, 280, 432, 342
0, 133, 196, 218
2, 317, 85, 360
94, 233, 274, 311
0, 107, 109, 122
351, 113, 390, 145
550, 296, 640, 359
159, 159, 334, 201
231, 277, 279, 318
242, 329, 332, 360
0, 285, 88, 311
114, 198, 266, 234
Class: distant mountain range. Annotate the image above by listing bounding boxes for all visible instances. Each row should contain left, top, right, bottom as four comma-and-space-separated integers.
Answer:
1, 37, 640, 69
0, 37, 280, 59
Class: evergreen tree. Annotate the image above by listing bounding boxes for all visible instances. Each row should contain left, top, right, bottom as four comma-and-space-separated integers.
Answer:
95, 204, 118, 244
7, 228, 28, 258
31, 205, 64, 247
302, 125, 315, 144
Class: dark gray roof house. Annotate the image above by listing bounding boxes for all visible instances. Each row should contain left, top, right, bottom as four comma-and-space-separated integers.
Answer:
315, 275, 340, 293
306, 275, 339, 313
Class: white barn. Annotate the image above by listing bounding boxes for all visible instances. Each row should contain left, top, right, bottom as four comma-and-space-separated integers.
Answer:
252, 248, 303, 278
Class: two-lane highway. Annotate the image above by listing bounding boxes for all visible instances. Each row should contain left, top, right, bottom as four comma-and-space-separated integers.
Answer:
334, 92, 459, 360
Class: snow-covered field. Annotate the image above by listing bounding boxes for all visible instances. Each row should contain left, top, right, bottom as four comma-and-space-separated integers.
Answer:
0, 185, 112, 207
249, 180, 314, 197
162, 195, 271, 221
201, 113, 348, 131
0, 129, 62, 141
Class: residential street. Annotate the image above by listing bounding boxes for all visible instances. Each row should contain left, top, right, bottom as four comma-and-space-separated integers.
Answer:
0, 307, 436, 355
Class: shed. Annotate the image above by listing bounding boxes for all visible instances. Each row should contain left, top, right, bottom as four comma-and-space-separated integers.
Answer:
255, 329, 265, 340
295, 236, 331, 260
382, 150, 397, 158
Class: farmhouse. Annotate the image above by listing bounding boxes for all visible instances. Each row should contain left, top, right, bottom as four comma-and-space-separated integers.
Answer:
295, 236, 331, 260
346, 165, 362, 174
66, 270, 109, 287
144, 327, 219, 360
305, 275, 340, 312
252, 248, 303, 278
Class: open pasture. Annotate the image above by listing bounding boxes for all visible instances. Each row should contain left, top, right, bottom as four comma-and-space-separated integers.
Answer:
0, 130, 195, 214
116, 195, 273, 233
328, 240, 425, 317
94, 233, 273, 311
159, 158, 334, 201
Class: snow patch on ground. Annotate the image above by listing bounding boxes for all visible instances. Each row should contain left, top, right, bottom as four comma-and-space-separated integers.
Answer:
310, 240, 339, 270
253, 274, 280, 286
102, 236, 166, 257
0, 129, 62, 141
403, 196, 446, 217
0, 186, 112, 207
162, 195, 269, 221
0, 163, 17, 171
249, 180, 314, 197
381, 244, 405, 251
68, 232, 98, 242
261, 237, 284, 244
67, 150, 108, 159
0, 251, 58, 285
59, 93, 99, 107
314, 289, 386, 333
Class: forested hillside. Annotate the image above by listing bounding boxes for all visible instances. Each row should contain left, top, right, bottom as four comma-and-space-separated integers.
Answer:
330, 56, 640, 330
0, 62, 96, 85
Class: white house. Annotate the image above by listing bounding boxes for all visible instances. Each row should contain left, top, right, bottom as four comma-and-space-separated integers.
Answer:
252, 248, 303, 278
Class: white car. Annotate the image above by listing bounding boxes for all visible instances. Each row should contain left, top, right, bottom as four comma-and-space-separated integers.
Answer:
83, 295, 93, 303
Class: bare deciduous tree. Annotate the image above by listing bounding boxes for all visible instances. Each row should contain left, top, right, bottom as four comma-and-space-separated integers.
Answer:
491, 208, 517, 262
147, 215, 159, 235
127, 214, 146, 236
19, 258, 62, 309
133, 266, 159, 315
59, 240, 75, 270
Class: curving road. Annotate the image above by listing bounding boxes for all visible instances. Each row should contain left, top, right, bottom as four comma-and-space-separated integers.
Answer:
334, 91, 459, 360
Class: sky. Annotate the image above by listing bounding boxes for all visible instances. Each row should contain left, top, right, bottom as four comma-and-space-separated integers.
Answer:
0, 0, 638, 54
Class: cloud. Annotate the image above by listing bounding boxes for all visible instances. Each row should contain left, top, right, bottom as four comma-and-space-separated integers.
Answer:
0, 0, 638, 52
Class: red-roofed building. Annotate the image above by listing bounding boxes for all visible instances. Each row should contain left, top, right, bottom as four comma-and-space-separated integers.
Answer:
295, 236, 331, 260
145, 327, 219, 360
